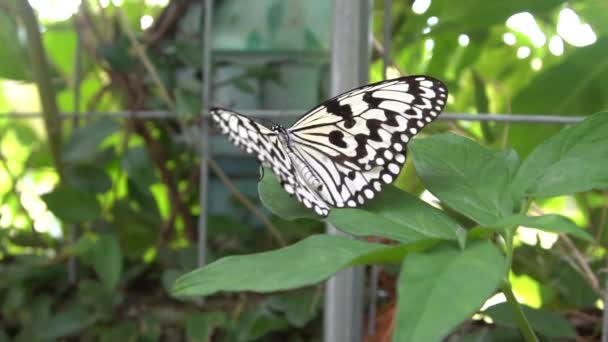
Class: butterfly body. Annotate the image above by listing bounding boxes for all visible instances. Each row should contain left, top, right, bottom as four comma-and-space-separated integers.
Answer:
211, 76, 448, 217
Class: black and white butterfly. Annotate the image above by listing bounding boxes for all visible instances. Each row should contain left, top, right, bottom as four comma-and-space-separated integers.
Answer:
211, 75, 448, 217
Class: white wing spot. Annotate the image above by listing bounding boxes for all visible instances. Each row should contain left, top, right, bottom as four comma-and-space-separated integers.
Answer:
384, 150, 394, 159
395, 154, 406, 163
376, 158, 385, 165
401, 134, 410, 142
409, 128, 418, 134
382, 174, 393, 183
388, 163, 400, 174
364, 189, 374, 199
357, 195, 364, 204
393, 143, 403, 151
373, 182, 382, 191
416, 121, 424, 127
347, 200, 356, 207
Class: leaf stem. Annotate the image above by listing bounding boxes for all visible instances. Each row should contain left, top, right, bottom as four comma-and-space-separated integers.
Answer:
502, 282, 539, 342
501, 199, 537, 340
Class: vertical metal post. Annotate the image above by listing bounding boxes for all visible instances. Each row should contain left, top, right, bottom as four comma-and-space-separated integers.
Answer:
198, 0, 213, 302
325, 1, 372, 342
367, 0, 392, 336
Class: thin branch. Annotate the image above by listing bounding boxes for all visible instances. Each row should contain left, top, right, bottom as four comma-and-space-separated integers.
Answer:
208, 160, 286, 246
560, 234, 606, 298
372, 36, 406, 76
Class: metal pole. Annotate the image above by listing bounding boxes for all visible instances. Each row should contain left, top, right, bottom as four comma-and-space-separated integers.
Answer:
325, 1, 371, 342
197, 0, 213, 303
0, 111, 588, 124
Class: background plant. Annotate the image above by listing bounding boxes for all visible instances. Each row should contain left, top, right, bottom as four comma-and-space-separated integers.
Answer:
0, 0, 606, 340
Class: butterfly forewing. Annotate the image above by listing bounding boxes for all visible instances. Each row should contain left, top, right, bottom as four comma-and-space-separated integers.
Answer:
288, 76, 447, 210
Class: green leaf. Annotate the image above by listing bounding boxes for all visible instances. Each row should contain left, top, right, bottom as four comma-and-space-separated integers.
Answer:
172, 235, 387, 296
122, 146, 158, 191
0, 10, 29, 80
512, 112, 608, 199
62, 118, 120, 164
186, 312, 226, 342
266, 288, 320, 327
258, 170, 317, 220
64, 164, 112, 193
42, 185, 101, 223
87, 235, 123, 291
484, 302, 577, 339
492, 214, 593, 242
393, 240, 504, 342
509, 39, 608, 156
410, 133, 512, 225
328, 186, 466, 246
35, 304, 95, 340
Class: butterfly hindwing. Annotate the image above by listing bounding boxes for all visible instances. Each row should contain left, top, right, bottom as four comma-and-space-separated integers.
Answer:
210, 108, 330, 216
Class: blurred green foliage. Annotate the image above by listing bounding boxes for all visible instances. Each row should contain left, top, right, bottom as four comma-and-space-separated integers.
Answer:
0, 0, 606, 340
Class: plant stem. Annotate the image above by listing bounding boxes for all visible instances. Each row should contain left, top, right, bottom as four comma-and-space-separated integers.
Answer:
502, 283, 539, 342
16, 1, 64, 177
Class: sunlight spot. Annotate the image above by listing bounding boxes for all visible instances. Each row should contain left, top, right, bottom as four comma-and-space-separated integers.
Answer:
597, 299, 604, 310
111, 0, 124, 5
140, 15, 154, 30
502, 32, 516, 46
412, 0, 431, 14
425, 38, 434, 51
506, 12, 546, 47
99, 0, 110, 7
422, 27, 431, 35
386, 66, 401, 79
458, 34, 470, 47
419, 190, 441, 208
427, 16, 438, 26
145, 0, 170, 6
28, 0, 81, 22
557, 8, 596, 47
531, 57, 542, 71
516, 46, 530, 59
480, 293, 506, 311
549, 35, 564, 56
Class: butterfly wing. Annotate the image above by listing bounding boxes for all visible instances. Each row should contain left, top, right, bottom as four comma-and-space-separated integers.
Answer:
210, 108, 330, 216
288, 76, 448, 208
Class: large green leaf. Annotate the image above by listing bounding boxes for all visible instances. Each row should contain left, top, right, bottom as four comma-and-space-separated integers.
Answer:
393, 240, 504, 342
410, 133, 512, 225
512, 112, 608, 199
328, 187, 466, 246
42, 185, 101, 223
484, 302, 576, 339
62, 118, 120, 164
172, 235, 388, 296
509, 39, 608, 156
492, 214, 593, 242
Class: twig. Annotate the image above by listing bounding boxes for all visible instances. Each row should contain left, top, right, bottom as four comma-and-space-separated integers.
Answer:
208, 160, 286, 246
502, 282, 539, 342
560, 234, 606, 298
372, 37, 406, 76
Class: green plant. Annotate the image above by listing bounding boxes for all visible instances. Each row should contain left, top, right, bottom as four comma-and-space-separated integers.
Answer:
173, 112, 608, 341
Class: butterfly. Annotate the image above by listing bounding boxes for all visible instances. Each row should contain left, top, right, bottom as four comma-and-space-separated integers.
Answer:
211, 75, 448, 217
